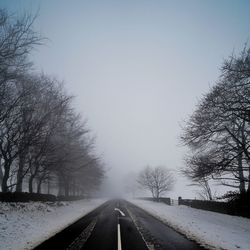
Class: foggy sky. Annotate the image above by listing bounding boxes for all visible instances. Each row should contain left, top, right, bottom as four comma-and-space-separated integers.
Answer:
2, 0, 250, 198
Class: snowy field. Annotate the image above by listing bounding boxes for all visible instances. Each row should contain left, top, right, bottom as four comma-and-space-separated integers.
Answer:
129, 199, 250, 250
0, 199, 106, 250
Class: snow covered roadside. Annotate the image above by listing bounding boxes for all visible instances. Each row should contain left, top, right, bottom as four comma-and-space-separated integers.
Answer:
0, 199, 107, 250
129, 199, 250, 250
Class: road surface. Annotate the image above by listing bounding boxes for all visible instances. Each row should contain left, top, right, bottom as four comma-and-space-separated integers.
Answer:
34, 200, 206, 250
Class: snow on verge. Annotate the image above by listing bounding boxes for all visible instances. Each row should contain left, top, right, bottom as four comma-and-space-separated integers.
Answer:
0, 199, 107, 250
129, 199, 250, 250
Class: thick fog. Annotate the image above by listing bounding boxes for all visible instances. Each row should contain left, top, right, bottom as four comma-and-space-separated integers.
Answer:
2, 0, 250, 198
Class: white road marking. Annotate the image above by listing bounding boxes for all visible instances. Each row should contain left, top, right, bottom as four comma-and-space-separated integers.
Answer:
117, 223, 122, 250
114, 208, 125, 217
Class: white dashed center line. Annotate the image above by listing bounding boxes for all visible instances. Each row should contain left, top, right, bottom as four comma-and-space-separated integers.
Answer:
117, 223, 122, 250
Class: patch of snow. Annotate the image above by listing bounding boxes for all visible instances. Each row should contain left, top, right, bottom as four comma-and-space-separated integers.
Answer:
0, 199, 107, 250
129, 199, 250, 250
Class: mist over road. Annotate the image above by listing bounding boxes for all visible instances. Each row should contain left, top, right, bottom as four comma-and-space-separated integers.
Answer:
34, 200, 205, 250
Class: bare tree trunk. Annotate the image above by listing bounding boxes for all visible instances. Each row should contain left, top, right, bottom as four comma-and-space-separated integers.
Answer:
47, 176, 50, 194
37, 177, 43, 194
29, 175, 35, 193
203, 178, 213, 200
1, 162, 11, 192
57, 174, 64, 196
37, 181, 41, 194
156, 190, 159, 200
65, 181, 69, 197
16, 153, 26, 192
2, 173, 9, 192
72, 180, 76, 196
237, 152, 246, 194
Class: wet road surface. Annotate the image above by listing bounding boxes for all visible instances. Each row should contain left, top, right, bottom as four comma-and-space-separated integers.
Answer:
34, 199, 206, 250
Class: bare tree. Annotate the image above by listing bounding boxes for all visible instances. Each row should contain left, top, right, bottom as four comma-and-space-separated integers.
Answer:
137, 166, 175, 199
0, 9, 42, 192
181, 46, 250, 194
17, 74, 70, 192
0, 9, 105, 195
0, 9, 42, 123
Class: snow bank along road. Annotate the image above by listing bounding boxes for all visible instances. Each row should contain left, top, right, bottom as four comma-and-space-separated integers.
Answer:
130, 199, 250, 250
0, 199, 107, 250
35, 199, 205, 250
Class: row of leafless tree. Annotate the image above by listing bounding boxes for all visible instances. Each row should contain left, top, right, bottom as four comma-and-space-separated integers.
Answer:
181, 46, 250, 197
0, 9, 104, 196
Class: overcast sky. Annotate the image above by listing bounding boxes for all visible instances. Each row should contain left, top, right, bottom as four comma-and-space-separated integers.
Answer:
2, 0, 250, 198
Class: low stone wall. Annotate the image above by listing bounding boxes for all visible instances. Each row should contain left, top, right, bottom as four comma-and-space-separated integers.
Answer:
138, 197, 171, 205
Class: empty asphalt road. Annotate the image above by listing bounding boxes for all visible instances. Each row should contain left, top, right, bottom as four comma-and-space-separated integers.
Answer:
34, 200, 206, 250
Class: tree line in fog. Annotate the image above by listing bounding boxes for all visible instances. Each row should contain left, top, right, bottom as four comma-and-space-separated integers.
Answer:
0, 9, 104, 196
